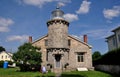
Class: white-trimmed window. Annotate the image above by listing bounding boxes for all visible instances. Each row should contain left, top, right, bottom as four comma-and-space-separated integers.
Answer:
1, 55, 3, 59
77, 53, 84, 62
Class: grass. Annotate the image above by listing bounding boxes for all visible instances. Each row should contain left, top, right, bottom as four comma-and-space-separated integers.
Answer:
0, 68, 119, 77
61, 71, 119, 77
0, 68, 55, 77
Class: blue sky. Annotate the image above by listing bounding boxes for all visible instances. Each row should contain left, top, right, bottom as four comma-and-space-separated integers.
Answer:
0, 0, 120, 54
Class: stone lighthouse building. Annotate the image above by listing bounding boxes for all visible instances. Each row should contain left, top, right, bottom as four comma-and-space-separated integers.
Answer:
32, 7, 93, 73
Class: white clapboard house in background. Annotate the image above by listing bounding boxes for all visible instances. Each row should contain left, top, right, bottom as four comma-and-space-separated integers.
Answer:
106, 26, 120, 51
0, 51, 13, 61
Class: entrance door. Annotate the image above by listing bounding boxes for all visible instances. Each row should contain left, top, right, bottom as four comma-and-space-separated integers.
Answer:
55, 54, 61, 68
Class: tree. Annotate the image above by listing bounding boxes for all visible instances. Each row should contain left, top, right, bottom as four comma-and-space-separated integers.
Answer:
13, 43, 42, 71
0, 46, 5, 52
92, 51, 101, 61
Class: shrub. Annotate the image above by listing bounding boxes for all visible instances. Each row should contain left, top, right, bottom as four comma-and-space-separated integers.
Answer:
19, 64, 41, 72
13, 43, 42, 72
93, 47, 120, 65
0, 61, 4, 68
8, 61, 13, 65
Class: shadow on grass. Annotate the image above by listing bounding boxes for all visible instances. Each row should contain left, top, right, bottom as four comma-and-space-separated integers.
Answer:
35, 76, 55, 77
61, 74, 84, 77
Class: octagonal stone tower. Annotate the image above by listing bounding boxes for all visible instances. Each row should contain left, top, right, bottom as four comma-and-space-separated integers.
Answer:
47, 7, 69, 48
46, 7, 69, 73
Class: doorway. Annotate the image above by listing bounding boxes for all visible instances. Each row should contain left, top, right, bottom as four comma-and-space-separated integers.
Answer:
55, 54, 61, 68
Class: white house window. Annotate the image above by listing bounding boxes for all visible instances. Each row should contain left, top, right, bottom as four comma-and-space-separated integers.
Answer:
112, 37, 116, 46
1, 55, 3, 59
6, 55, 7, 59
77, 53, 84, 62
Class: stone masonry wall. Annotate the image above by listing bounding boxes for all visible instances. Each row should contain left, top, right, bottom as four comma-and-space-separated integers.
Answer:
67, 36, 93, 70
47, 19, 69, 48
32, 35, 93, 71
32, 36, 48, 66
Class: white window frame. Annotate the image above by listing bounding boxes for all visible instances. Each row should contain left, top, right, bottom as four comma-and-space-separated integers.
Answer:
77, 53, 84, 62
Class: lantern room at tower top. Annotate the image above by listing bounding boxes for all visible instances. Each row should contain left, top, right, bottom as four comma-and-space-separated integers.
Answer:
51, 7, 64, 20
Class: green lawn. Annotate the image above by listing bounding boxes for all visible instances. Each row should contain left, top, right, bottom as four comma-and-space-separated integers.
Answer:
0, 68, 55, 77
0, 68, 119, 77
61, 71, 119, 77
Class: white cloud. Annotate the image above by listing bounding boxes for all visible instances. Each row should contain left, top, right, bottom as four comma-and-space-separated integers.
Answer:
20, 0, 54, 8
63, 13, 78, 22
103, 6, 120, 19
0, 17, 14, 32
56, 0, 71, 3
71, 35, 83, 40
0, 26, 9, 32
19, 0, 71, 8
57, 2, 65, 7
76, 0, 91, 14
6, 35, 29, 42
81, 29, 111, 39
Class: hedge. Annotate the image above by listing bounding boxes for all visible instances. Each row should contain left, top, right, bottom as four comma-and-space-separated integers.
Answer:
93, 47, 120, 65
0, 61, 4, 67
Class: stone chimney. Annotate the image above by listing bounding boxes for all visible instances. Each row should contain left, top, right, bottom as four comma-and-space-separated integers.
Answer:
84, 35, 87, 43
29, 36, 32, 43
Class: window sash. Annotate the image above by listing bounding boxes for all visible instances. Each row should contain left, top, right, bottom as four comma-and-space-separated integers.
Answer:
77, 53, 84, 62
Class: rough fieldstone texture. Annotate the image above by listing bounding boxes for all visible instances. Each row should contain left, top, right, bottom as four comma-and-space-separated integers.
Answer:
47, 19, 69, 48
32, 36, 48, 66
32, 35, 93, 72
32, 17, 93, 73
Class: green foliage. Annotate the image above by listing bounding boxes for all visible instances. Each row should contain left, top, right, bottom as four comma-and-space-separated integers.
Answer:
92, 51, 101, 61
64, 63, 69, 68
8, 61, 13, 65
0, 61, 4, 68
12, 43, 42, 71
0, 46, 5, 52
93, 47, 120, 65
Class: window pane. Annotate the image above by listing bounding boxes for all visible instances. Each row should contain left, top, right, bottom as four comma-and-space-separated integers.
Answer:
78, 56, 80, 62
1, 56, 3, 59
81, 56, 84, 62
77, 53, 84, 62
113, 37, 116, 46
68, 40, 71, 46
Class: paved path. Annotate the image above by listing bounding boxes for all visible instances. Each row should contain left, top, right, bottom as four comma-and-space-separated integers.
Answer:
55, 73, 61, 77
